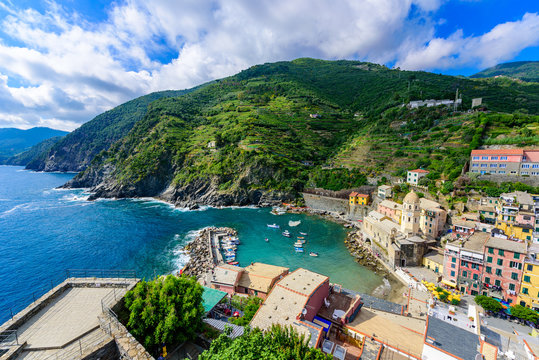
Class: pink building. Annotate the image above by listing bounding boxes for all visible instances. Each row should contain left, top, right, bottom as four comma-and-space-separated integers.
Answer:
470, 149, 539, 176
483, 237, 527, 303
516, 213, 535, 227
210, 264, 243, 295
377, 200, 401, 223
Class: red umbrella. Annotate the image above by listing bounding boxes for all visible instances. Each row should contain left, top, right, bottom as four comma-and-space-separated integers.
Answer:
233, 311, 240, 317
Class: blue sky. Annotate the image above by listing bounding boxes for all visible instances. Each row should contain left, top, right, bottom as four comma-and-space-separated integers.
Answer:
0, 0, 537, 130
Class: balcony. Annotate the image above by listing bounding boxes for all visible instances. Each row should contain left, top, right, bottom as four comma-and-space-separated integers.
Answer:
460, 254, 484, 264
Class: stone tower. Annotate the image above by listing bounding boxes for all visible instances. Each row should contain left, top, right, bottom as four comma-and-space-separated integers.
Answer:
401, 190, 420, 235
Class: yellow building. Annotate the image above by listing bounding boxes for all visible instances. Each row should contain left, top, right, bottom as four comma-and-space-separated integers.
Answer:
422, 252, 443, 275
517, 245, 539, 311
349, 192, 369, 205
495, 221, 534, 242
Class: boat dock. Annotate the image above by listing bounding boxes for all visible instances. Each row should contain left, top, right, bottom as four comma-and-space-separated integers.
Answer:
209, 229, 234, 265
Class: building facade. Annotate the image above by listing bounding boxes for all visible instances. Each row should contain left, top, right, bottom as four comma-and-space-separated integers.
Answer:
516, 244, 539, 311
377, 185, 392, 199
407, 169, 429, 185
469, 149, 539, 176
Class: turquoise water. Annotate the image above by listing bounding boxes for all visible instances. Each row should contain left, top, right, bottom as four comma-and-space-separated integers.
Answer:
0, 166, 383, 323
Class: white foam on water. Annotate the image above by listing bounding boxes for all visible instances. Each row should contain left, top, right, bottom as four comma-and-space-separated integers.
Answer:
169, 228, 211, 274
371, 277, 391, 297
1, 203, 30, 216
61, 194, 90, 202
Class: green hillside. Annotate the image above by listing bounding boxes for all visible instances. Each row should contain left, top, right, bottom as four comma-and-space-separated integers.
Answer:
4, 136, 63, 166
26, 88, 202, 171
0, 127, 67, 162
471, 61, 539, 83
66, 59, 539, 206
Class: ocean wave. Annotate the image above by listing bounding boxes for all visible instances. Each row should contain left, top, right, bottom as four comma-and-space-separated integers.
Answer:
171, 247, 190, 274
61, 194, 90, 202
1, 203, 31, 216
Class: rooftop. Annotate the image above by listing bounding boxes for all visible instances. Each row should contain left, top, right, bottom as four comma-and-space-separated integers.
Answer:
471, 149, 524, 156
423, 251, 444, 264
202, 286, 227, 314
212, 264, 244, 286
419, 198, 442, 210
462, 232, 491, 252
485, 237, 527, 254
277, 268, 328, 296
409, 169, 429, 173
425, 316, 481, 360
237, 262, 289, 293
378, 185, 392, 190
452, 219, 477, 229
379, 199, 401, 210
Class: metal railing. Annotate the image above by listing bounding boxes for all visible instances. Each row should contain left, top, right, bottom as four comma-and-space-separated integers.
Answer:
66, 269, 137, 279
0, 330, 18, 347
42, 327, 110, 360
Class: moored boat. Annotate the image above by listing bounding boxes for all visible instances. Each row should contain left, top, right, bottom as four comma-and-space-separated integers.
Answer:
267, 223, 280, 229
297, 236, 305, 239
309, 252, 318, 257
265, 238, 269, 242
300, 232, 308, 236
295, 247, 304, 253
227, 261, 239, 265
282, 230, 291, 237
293, 242, 303, 247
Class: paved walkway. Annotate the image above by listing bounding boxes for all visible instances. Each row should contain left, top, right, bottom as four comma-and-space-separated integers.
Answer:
405, 266, 439, 284
16, 287, 113, 349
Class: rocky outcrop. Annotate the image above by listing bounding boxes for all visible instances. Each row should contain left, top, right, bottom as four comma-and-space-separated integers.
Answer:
344, 230, 389, 275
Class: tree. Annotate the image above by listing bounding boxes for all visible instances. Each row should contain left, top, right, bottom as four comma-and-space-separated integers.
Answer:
199, 325, 331, 360
474, 295, 503, 313
124, 275, 205, 349
230, 297, 263, 326
510, 305, 539, 323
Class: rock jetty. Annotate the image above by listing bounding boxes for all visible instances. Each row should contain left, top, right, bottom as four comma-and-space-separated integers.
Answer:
182, 227, 237, 279
344, 230, 388, 275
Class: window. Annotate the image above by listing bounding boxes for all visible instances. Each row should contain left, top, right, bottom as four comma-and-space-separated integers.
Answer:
462, 271, 467, 278
471, 263, 479, 270
487, 256, 493, 263
499, 171, 506, 174
496, 269, 502, 276
533, 164, 539, 169
451, 263, 456, 269
511, 272, 519, 280
491, 156, 498, 160
473, 156, 479, 160
488, 248, 494, 254
472, 164, 478, 167
528, 264, 534, 271
490, 164, 497, 168
482, 156, 488, 160
452, 257, 456, 263
485, 266, 492, 274
522, 164, 530, 169
499, 249, 504, 256
473, 274, 478, 280
523, 156, 527, 161
461, 260, 467, 267
495, 280, 501, 286
509, 261, 521, 269
497, 259, 503, 266
481, 164, 488, 168
514, 253, 520, 259
522, 171, 529, 175
524, 275, 531, 283
450, 271, 455, 277
499, 164, 507, 168
484, 277, 490, 284
500, 156, 508, 160
522, 287, 529, 295
509, 283, 515, 291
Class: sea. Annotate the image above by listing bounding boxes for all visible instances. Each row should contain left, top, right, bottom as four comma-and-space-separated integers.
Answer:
0, 165, 385, 323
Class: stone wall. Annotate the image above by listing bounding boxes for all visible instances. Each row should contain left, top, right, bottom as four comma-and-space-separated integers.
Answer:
302, 193, 349, 214
82, 338, 120, 360
98, 314, 154, 360
473, 174, 539, 186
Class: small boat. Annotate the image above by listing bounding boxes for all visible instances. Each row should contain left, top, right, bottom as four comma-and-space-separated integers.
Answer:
309, 252, 319, 257
295, 247, 304, 253
282, 231, 291, 237
297, 236, 305, 240
227, 261, 239, 265
267, 224, 280, 229
289, 220, 301, 227
297, 240, 305, 244
300, 232, 308, 236
294, 242, 303, 247
265, 238, 269, 242
271, 207, 286, 215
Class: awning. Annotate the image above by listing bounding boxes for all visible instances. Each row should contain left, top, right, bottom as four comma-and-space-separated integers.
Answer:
441, 279, 457, 288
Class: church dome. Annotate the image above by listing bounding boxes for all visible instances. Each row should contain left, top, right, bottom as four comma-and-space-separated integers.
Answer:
403, 190, 420, 203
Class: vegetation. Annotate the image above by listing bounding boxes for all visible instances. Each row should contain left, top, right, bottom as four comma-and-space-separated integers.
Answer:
474, 295, 503, 313
67, 59, 539, 202
25, 89, 199, 171
3, 136, 63, 166
229, 297, 262, 326
471, 61, 539, 83
199, 325, 331, 360
509, 305, 539, 324
123, 275, 204, 350
0, 127, 67, 163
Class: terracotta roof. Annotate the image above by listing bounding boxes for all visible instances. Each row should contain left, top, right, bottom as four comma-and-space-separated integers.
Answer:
356, 193, 369, 198
409, 169, 429, 173
485, 237, 527, 254
211, 264, 244, 286
471, 149, 524, 155
237, 263, 289, 293
350, 192, 359, 197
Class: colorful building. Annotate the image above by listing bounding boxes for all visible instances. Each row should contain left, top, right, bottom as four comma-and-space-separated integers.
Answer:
483, 237, 527, 303
236, 262, 289, 300
349, 192, 369, 205
469, 149, 539, 176
495, 191, 535, 242
423, 251, 443, 274
407, 169, 429, 185
377, 185, 393, 199
517, 244, 539, 311
377, 199, 402, 223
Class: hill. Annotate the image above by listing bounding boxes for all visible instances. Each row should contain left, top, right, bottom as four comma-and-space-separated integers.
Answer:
63, 58, 539, 207
4, 136, 63, 166
0, 127, 67, 163
26, 88, 201, 172
471, 61, 539, 83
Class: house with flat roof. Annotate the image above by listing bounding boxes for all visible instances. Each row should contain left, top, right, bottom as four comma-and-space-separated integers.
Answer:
210, 264, 244, 295
407, 169, 429, 185
422, 316, 481, 360
250, 268, 329, 348
236, 262, 289, 300
469, 148, 539, 176
377, 184, 393, 199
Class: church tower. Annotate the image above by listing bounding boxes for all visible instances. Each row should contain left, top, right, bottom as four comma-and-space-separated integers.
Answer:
401, 190, 420, 235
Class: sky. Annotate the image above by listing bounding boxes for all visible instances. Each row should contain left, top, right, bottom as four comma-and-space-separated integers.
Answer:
0, 0, 537, 131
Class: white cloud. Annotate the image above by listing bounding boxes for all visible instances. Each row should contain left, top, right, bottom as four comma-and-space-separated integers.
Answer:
0, 0, 536, 131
